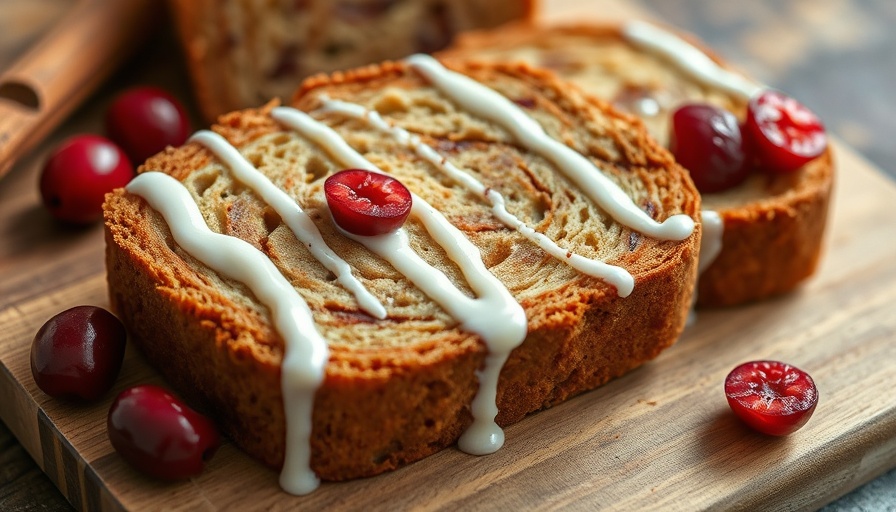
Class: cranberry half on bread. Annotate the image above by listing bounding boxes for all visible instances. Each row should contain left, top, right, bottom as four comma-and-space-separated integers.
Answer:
167, 0, 536, 122
442, 21, 834, 307
103, 57, 700, 490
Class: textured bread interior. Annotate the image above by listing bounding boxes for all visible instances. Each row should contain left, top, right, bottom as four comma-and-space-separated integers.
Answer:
104, 60, 701, 479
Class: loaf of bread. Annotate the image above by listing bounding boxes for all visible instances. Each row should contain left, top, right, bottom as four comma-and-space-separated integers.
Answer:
103, 56, 701, 493
441, 21, 833, 307
167, 0, 535, 121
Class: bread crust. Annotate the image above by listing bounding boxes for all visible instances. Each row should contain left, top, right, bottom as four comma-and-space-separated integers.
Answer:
104, 60, 700, 481
440, 21, 834, 307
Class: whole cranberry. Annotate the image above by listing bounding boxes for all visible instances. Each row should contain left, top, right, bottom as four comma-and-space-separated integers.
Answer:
39, 135, 134, 224
30, 306, 127, 401
669, 103, 750, 194
108, 385, 221, 480
725, 360, 818, 436
105, 86, 191, 163
324, 169, 413, 236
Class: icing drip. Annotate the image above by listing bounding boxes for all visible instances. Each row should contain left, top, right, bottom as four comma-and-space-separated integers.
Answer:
405, 53, 695, 242
189, 130, 386, 319
622, 20, 762, 100
315, 97, 635, 297
687, 209, 724, 325
271, 106, 527, 455
698, 210, 724, 275
340, 201, 527, 455
126, 172, 323, 495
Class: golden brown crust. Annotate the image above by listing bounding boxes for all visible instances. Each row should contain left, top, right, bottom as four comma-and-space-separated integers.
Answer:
104, 60, 699, 480
696, 152, 833, 306
167, 0, 538, 122
440, 21, 834, 307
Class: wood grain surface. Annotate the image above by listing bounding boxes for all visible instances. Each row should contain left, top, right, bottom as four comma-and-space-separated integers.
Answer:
2, 0, 896, 510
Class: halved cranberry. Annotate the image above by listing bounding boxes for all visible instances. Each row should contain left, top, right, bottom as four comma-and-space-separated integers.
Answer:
745, 89, 827, 173
324, 169, 412, 236
669, 104, 750, 193
108, 385, 221, 480
39, 135, 134, 224
724, 360, 818, 436
105, 86, 191, 164
30, 306, 127, 401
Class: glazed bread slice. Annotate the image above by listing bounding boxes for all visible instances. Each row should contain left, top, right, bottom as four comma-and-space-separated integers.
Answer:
168, 0, 536, 121
104, 58, 700, 486
442, 22, 833, 307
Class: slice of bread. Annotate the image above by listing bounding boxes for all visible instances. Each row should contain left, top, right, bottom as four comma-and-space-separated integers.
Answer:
167, 0, 536, 122
103, 57, 700, 490
441, 22, 834, 307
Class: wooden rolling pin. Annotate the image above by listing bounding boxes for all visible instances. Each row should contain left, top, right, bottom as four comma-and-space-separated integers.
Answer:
0, 0, 161, 180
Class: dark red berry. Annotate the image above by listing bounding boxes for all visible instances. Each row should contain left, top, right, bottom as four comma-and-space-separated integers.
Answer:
105, 86, 190, 163
108, 385, 221, 480
745, 89, 827, 174
724, 360, 818, 436
39, 135, 134, 224
30, 306, 127, 401
670, 103, 750, 193
324, 169, 413, 236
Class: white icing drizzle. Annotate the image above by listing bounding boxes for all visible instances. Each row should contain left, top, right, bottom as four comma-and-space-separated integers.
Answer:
622, 20, 763, 100
315, 97, 635, 297
271, 106, 527, 455
126, 172, 323, 495
698, 210, 724, 275
189, 130, 386, 320
405, 53, 695, 243
687, 209, 725, 325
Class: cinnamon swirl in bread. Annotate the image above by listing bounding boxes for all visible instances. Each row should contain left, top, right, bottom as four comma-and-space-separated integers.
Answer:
442, 21, 833, 307
103, 57, 700, 493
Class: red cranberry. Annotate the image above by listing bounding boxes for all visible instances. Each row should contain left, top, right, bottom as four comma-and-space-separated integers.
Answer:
745, 89, 827, 174
324, 169, 413, 236
108, 385, 221, 480
670, 104, 750, 194
724, 360, 818, 436
39, 135, 134, 224
30, 306, 127, 401
105, 86, 191, 163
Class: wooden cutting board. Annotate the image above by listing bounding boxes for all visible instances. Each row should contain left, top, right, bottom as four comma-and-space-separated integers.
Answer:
2, 1, 895, 510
